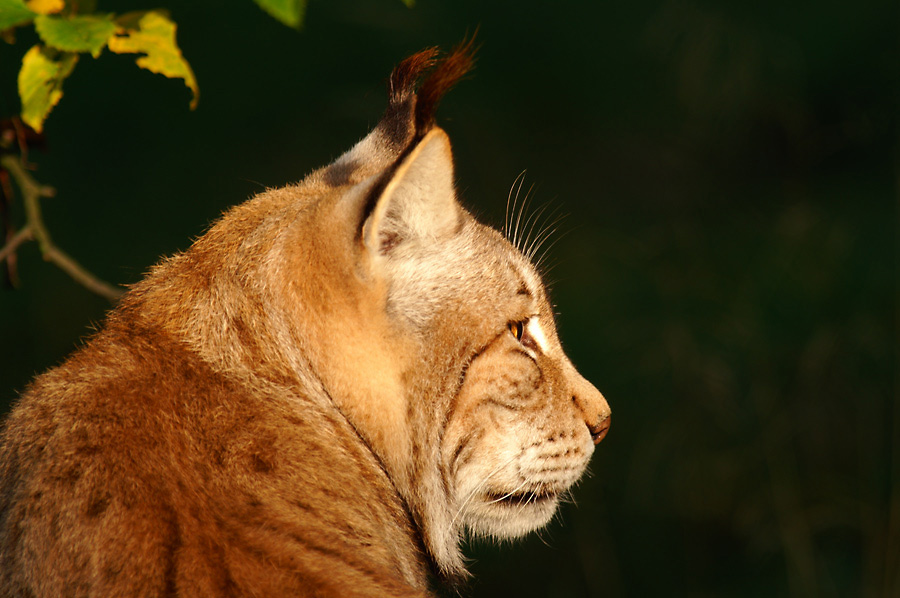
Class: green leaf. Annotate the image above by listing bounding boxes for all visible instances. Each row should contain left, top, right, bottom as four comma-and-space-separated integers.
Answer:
34, 14, 117, 58
0, 0, 37, 31
18, 45, 78, 132
399, 0, 415, 7
252, 0, 305, 29
108, 10, 198, 109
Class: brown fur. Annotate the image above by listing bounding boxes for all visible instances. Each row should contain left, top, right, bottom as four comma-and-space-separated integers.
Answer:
0, 45, 610, 597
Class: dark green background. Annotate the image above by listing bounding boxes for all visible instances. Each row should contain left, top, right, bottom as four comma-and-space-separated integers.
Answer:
1, 0, 896, 596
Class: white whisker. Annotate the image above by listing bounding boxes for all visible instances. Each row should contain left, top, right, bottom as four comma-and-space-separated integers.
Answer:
485, 477, 530, 506
505, 170, 527, 240
509, 175, 528, 248
513, 183, 536, 252
449, 452, 521, 532
520, 202, 555, 260
533, 229, 570, 273
526, 212, 566, 263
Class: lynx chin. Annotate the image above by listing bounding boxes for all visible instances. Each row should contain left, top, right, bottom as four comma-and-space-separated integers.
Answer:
0, 40, 611, 597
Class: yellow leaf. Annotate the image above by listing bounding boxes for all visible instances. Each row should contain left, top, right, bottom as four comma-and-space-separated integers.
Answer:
26, 0, 63, 15
18, 45, 78, 132
108, 11, 198, 109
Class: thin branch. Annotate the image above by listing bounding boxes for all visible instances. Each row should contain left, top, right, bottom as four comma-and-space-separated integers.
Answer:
0, 155, 123, 302
0, 225, 32, 263
42, 244, 123, 301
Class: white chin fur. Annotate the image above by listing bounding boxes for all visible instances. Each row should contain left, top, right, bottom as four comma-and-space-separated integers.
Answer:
463, 494, 559, 540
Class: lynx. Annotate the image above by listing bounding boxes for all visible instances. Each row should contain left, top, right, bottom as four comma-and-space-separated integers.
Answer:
0, 42, 610, 597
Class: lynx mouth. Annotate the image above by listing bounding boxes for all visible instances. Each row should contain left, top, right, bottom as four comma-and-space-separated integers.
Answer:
485, 489, 558, 507
465, 487, 562, 538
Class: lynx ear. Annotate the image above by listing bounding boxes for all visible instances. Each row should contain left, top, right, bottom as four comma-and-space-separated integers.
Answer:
362, 128, 459, 258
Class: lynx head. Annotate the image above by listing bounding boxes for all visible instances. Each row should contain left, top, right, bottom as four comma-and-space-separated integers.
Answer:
146, 40, 610, 581
314, 42, 611, 577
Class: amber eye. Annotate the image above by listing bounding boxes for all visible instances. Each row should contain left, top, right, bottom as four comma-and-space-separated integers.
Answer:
508, 321, 525, 342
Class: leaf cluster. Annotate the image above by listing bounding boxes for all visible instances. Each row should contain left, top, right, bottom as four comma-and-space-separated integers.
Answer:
0, 0, 307, 132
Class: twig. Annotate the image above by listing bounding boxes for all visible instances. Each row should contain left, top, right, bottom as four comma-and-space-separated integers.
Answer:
0, 155, 123, 302
0, 226, 31, 262
42, 244, 123, 301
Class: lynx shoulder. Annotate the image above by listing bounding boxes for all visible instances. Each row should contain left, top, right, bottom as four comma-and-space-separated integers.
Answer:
0, 42, 610, 597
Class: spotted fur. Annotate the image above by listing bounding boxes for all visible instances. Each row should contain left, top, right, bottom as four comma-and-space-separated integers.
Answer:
0, 43, 610, 597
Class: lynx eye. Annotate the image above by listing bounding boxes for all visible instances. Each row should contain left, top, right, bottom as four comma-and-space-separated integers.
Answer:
508, 318, 542, 353
508, 320, 525, 342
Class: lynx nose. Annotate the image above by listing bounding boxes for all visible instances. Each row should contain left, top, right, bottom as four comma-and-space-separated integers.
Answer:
588, 415, 611, 445
568, 366, 611, 445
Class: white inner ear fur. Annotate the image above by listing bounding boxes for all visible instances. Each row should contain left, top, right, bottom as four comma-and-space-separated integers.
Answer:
363, 128, 459, 255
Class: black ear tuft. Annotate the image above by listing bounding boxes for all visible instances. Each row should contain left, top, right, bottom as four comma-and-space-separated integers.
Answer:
379, 37, 477, 148
389, 47, 442, 106
413, 36, 477, 135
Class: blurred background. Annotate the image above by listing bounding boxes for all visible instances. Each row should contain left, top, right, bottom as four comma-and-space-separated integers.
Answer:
0, 0, 896, 596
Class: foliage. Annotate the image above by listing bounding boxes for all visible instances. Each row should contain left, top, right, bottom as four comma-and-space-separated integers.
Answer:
107, 11, 198, 109
252, 0, 305, 29
0, 0, 311, 132
1, 0, 194, 132
0, 0, 313, 298
17, 46, 76, 131
33, 13, 116, 57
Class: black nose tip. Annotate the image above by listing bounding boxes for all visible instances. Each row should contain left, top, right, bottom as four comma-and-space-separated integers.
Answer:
588, 416, 610, 445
